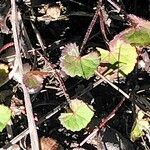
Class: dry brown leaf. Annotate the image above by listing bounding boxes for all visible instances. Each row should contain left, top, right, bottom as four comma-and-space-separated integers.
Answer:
40, 137, 59, 150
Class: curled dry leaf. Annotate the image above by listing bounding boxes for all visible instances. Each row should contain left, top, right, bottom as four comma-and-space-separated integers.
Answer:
40, 137, 62, 150
38, 4, 62, 23
46, 5, 61, 19
23, 71, 49, 94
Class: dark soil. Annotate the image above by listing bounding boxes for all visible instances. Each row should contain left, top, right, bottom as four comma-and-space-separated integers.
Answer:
0, 0, 150, 150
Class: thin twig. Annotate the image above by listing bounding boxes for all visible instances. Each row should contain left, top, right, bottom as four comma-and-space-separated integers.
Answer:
54, 71, 71, 102
80, 3, 101, 52
10, 1, 39, 150
6, 120, 13, 139
106, 0, 121, 13
36, 50, 71, 102
80, 97, 125, 146
80, 0, 124, 53
95, 71, 130, 99
1, 72, 106, 149
1, 69, 125, 149
1, 102, 67, 150
80, 66, 150, 146
30, 21, 45, 51
98, 3, 109, 49
0, 42, 14, 53
30, 19, 71, 102
79, 71, 131, 146
73, 78, 104, 99
80, 128, 99, 146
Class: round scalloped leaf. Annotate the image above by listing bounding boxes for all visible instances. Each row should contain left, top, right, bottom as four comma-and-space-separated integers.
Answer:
60, 43, 100, 79
59, 99, 94, 132
107, 15, 150, 47
0, 105, 11, 132
124, 27, 150, 46
97, 40, 137, 76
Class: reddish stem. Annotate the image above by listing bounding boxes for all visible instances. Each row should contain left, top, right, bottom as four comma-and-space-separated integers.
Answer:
80, 3, 101, 53
0, 42, 14, 53
99, 98, 125, 129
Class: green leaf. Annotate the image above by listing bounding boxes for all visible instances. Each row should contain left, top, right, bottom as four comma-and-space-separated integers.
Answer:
125, 27, 150, 46
97, 40, 137, 76
0, 105, 11, 132
130, 111, 149, 142
125, 14, 150, 46
0, 63, 9, 87
60, 43, 100, 79
111, 15, 150, 47
59, 99, 94, 132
